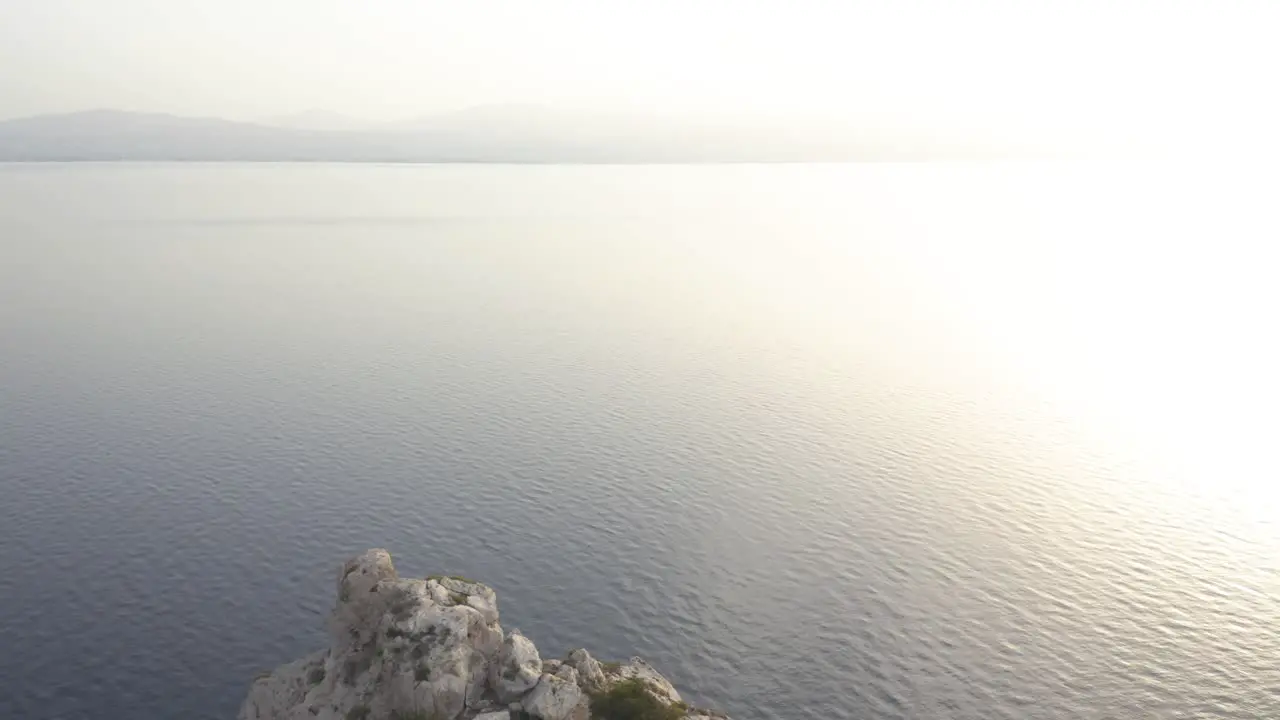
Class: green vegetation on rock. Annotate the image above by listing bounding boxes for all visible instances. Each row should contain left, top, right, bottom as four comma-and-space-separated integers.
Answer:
590, 679, 686, 720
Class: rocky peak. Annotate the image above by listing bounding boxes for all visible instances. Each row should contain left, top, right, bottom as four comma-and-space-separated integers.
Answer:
238, 549, 728, 720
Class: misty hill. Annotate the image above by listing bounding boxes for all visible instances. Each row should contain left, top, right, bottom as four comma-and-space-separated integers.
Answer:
261, 109, 376, 132
0, 108, 994, 162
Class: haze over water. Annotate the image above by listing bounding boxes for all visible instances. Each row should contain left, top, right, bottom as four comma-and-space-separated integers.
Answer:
0, 163, 1276, 720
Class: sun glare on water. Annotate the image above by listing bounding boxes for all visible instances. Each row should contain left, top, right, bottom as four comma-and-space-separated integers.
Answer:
741, 162, 1280, 546
940, 163, 1280, 539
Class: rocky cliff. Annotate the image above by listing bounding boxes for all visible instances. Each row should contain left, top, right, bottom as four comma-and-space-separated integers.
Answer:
238, 549, 728, 720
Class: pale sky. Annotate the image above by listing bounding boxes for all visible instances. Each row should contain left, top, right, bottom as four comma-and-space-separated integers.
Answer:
2, 0, 1277, 152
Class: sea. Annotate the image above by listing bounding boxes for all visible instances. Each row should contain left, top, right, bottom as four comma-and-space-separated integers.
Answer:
0, 162, 1276, 720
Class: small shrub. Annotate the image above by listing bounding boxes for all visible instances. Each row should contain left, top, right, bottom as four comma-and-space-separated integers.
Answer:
601, 661, 622, 673
307, 667, 325, 684
590, 679, 685, 720
449, 592, 468, 605
345, 705, 371, 720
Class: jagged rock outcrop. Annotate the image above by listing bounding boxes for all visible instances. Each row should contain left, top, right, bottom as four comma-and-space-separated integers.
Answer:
490, 631, 543, 703
238, 549, 729, 720
522, 665, 586, 720
565, 649, 605, 693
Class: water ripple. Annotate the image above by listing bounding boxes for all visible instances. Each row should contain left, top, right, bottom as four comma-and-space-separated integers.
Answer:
2, 164, 1278, 720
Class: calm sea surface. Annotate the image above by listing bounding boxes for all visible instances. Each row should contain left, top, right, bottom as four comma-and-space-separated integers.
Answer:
0, 163, 1276, 720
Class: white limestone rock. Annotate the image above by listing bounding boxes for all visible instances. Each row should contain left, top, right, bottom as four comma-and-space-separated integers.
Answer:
489, 630, 543, 703
238, 651, 327, 720
521, 666, 587, 720
239, 549, 505, 720
563, 648, 605, 692
613, 656, 683, 704
237, 549, 728, 720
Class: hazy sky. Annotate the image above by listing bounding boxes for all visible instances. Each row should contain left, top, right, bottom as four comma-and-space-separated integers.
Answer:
2, 0, 1277, 151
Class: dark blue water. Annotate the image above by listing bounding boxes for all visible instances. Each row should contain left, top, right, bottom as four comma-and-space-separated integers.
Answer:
1, 163, 1277, 720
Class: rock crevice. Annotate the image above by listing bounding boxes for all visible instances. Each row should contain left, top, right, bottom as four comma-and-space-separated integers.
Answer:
238, 549, 727, 720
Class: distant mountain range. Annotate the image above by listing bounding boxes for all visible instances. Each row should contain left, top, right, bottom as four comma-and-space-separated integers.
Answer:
0, 107, 1000, 162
